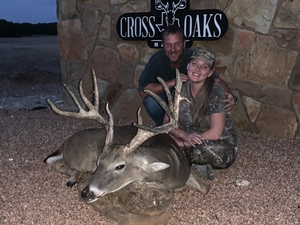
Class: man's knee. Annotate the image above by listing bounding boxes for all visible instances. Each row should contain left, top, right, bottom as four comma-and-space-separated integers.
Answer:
142, 95, 167, 126
143, 97, 164, 113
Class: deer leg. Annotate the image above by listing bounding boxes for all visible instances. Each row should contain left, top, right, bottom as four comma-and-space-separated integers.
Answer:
186, 170, 210, 194
65, 168, 80, 188
50, 160, 79, 188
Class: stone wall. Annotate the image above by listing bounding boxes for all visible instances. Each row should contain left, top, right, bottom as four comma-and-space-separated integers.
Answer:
56, 0, 300, 139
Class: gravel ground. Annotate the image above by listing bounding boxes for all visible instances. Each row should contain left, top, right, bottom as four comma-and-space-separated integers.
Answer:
1, 107, 299, 225
0, 37, 299, 225
1, 72, 299, 225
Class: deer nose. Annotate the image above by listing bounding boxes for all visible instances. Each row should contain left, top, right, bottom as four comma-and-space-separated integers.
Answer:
81, 186, 95, 201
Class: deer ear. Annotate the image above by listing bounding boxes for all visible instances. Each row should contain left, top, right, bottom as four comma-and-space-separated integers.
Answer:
136, 153, 170, 173
141, 162, 170, 173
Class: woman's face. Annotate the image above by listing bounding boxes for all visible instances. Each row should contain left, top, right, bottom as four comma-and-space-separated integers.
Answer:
187, 58, 214, 83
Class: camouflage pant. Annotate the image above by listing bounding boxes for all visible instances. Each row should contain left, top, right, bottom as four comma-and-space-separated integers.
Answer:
184, 140, 237, 169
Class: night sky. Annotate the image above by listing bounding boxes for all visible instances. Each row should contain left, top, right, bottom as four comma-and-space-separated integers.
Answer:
0, 0, 57, 24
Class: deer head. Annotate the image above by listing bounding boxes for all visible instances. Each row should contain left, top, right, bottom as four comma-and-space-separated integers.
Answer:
155, 0, 187, 26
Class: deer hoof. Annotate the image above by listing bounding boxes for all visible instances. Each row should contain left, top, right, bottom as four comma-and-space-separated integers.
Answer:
66, 180, 75, 188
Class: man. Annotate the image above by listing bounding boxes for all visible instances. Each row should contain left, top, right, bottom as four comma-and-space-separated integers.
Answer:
138, 25, 237, 126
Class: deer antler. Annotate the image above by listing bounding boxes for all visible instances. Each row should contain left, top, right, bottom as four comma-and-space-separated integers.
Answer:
123, 69, 187, 154
47, 70, 114, 145
155, 0, 169, 12
173, 0, 187, 9
172, 0, 187, 14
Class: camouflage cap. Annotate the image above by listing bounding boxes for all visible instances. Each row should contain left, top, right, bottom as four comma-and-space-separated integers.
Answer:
190, 47, 215, 67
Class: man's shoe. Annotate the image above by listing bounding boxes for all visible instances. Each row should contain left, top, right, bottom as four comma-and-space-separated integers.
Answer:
191, 164, 214, 180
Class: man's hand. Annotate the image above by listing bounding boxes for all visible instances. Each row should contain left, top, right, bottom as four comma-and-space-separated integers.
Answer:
180, 73, 189, 82
224, 92, 237, 112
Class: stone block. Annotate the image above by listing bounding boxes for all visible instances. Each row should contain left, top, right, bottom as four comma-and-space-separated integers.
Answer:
234, 35, 298, 87
242, 96, 261, 123
256, 105, 297, 139
57, 19, 88, 60
88, 46, 120, 83
118, 43, 139, 62
274, 1, 300, 29
258, 86, 292, 109
226, 0, 278, 34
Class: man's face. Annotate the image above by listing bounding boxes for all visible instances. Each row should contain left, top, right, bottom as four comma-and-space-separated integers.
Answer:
162, 32, 185, 64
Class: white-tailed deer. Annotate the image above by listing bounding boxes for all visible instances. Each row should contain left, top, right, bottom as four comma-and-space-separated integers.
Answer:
44, 69, 209, 203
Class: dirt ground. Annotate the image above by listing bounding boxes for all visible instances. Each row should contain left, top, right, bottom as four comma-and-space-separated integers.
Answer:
0, 36, 62, 110
0, 36, 61, 74
0, 36, 299, 225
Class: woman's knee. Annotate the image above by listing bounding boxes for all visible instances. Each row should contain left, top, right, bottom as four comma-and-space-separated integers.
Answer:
189, 141, 237, 169
213, 146, 237, 169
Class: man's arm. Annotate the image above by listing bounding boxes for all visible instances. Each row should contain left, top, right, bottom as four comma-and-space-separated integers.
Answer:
214, 76, 238, 112
139, 73, 189, 98
214, 76, 231, 93
139, 80, 175, 98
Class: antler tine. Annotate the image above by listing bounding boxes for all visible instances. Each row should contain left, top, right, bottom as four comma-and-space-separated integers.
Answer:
136, 69, 186, 132
137, 108, 143, 125
92, 69, 99, 111
173, 68, 188, 119
47, 70, 113, 135
124, 69, 185, 154
105, 102, 114, 145
143, 76, 174, 118
47, 82, 81, 114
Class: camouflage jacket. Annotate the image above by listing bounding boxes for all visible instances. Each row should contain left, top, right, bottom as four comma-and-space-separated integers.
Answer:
179, 81, 237, 147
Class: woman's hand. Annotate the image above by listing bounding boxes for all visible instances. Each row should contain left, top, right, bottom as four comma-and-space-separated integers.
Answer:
183, 133, 205, 147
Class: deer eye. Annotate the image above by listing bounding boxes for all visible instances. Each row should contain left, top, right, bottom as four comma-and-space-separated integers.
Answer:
115, 164, 125, 170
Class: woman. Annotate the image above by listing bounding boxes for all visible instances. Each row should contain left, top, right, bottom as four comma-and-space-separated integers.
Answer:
164, 47, 237, 180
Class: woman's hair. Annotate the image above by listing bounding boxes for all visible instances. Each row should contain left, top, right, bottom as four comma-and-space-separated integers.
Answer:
191, 75, 215, 124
